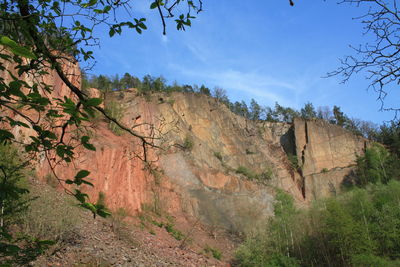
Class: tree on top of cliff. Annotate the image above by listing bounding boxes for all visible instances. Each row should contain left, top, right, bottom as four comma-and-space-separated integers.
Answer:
328, 0, 400, 117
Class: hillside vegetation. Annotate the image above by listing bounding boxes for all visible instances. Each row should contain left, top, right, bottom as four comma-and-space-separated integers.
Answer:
236, 142, 400, 266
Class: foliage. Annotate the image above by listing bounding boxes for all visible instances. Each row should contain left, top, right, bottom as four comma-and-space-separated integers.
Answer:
203, 245, 222, 260
0, 143, 30, 228
235, 166, 273, 182
182, 135, 194, 151
300, 102, 316, 120
104, 101, 124, 135
0, 144, 78, 265
165, 222, 185, 241
259, 169, 273, 181
351, 143, 400, 188
236, 166, 257, 180
236, 182, 400, 266
287, 154, 300, 171
213, 151, 223, 161
0, 143, 43, 265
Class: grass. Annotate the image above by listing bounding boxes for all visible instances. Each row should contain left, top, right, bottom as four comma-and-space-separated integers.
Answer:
19, 184, 81, 243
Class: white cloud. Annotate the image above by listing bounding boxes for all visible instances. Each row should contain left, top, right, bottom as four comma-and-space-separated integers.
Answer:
169, 64, 302, 106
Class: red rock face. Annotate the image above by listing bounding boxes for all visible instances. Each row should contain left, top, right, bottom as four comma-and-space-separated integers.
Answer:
36, 124, 157, 213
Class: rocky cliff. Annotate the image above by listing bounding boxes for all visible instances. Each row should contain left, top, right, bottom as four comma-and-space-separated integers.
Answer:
2, 63, 368, 232
293, 118, 368, 199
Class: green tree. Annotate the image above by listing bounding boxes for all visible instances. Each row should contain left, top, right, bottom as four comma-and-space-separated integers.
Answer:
0, 143, 53, 265
300, 102, 317, 120
273, 102, 300, 123
0, 143, 29, 229
249, 99, 262, 121
332, 105, 348, 127
199, 85, 211, 96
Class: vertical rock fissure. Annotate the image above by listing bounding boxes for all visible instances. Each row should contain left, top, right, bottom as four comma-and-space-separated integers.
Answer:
299, 121, 309, 199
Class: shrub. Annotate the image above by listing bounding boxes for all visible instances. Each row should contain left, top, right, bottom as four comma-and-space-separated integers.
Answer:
213, 151, 223, 161
204, 245, 222, 260
258, 168, 273, 181
236, 166, 257, 180
322, 168, 329, 173
182, 135, 194, 151
288, 154, 300, 170
105, 101, 123, 135
165, 223, 185, 241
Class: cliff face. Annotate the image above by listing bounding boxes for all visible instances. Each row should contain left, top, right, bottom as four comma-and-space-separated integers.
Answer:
2, 63, 368, 232
293, 118, 368, 199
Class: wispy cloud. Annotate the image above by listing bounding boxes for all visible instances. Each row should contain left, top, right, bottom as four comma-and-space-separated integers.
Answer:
185, 42, 209, 63
169, 65, 302, 106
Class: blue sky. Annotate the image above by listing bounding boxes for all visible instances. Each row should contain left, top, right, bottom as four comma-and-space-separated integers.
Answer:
87, 0, 398, 124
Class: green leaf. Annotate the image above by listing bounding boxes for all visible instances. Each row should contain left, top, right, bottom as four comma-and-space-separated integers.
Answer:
103, 5, 111, 13
97, 208, 111, 218
139, 23, 147, 30
85, 98, 102, 107
81, 136, 90, 143
65, 179, 74, 184
81, 136, 96, 151
9, 81, 25, 98
109, 28, 115, 37
150, 1, 158, 9
0, 35, 17, 47
74, 190, 88, 203
83, 142, 96, 151
0, 36, 37, 59
75, 170, 90, 179
0, 129, 14, 141
82, 179, 94, 187
80, 202, 96, 213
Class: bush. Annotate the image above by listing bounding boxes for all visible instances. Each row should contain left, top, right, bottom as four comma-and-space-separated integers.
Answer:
105, 101, 123, 135
182, 135, 194, 151
204, 245, 222, 260
213, 151, 223, 161
236, 166, 257, 180
165, 223, 185, 241
235, 166, 273, 182
287, 154, 300, 170
258, 168, 273, 181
